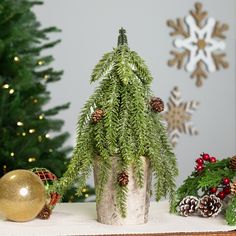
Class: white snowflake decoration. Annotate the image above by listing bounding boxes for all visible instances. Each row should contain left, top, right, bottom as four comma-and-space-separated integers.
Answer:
167, 2, 229, 87
162, 87, 199, 147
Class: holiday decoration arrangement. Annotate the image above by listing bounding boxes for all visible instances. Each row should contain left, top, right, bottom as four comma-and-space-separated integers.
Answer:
167, 2, 229, 87
171, 153, 236, 225
53, 28, 178, 225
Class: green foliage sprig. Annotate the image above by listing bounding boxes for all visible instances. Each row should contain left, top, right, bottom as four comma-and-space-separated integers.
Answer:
54, 28, 178, 217
171, 156, 236, 225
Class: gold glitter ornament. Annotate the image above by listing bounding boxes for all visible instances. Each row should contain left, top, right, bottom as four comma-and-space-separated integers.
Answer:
0, 170, 46, 222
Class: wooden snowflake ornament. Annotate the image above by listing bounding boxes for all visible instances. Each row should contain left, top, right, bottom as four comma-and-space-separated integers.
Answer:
162, 87, 199, 147
167, 2, 229, 87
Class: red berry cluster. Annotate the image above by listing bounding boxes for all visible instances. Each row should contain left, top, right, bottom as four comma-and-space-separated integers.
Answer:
209, 177, 231, 200
195, 153, 217, 172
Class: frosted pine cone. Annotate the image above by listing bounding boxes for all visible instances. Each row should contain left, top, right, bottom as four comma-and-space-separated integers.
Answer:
150, 97, 164, 113
92, 109, 104, 123
178, 196, 199, 216
198, 195, 222, 217
229, 155, 236, 170
38, 205, 52, 220
117, 171, 129, 186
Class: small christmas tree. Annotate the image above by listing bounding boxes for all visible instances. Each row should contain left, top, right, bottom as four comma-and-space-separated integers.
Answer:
55, 28, 178, 217
0, 0, 71, 177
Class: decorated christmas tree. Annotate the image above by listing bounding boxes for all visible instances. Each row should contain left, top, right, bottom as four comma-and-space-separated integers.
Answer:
0, 0, 71, 177
54, 28, 178, 219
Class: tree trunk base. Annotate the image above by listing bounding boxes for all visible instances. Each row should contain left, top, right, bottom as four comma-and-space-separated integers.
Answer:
94, 156, 152, 225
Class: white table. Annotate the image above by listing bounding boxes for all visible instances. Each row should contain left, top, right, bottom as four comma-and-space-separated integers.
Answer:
0, 201, 235, 236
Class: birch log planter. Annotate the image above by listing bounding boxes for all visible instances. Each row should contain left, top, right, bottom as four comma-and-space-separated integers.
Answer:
94, 156, 152, 225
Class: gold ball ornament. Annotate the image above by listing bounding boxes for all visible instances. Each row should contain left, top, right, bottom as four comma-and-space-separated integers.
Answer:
0, 170, 46, 222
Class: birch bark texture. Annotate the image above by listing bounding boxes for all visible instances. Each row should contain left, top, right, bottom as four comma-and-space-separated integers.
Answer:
94, 156, 152, 225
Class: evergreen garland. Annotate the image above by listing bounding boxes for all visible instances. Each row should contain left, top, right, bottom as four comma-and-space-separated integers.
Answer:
171, 154, 236, 225
53, 28, 178, 217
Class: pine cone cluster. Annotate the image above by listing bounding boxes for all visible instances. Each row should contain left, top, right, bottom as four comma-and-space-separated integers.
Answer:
230, 181, 236, 195
38, 205, 52, 220
92, 108, 104, 123
198, 195, 222, 217
229, 155, 236, 170
117, 171, 129, 186
178, 196, 199, 216
150, 97, 164, 113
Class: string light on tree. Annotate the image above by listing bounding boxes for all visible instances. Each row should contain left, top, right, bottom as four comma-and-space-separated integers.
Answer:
39, 114, 44, 120
29, 129, 36, 134
37, 60, 44, 66
17, 121, 24, 126
10, 152, 15, 157
28, 157, 36, 163
9, 89, 14, 94
2, 84, 9, 89
44, 74, 50, 80
13, 56, 20, 62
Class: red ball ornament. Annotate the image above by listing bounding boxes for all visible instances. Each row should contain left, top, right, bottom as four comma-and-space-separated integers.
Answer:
222, 177, 230, 186
209, 187, 217, 194
196, 158, 204, 165
195, 165, 204, 172
209, 157, 217, 163
31, 168, 60, 209
217, 191, 226, 200
201, 153, 210, 161
223, 187, 231, 195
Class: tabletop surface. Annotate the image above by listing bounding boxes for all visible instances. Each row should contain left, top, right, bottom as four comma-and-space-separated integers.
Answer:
0, 201, 236, 236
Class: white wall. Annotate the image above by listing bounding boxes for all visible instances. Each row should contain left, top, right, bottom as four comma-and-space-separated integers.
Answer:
34, 0, 236, 187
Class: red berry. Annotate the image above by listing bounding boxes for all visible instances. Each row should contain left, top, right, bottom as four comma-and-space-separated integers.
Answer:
201, 153, 210, 161
195, 165, 204, 172
209, 157, 217, 163
195, 158, 204, 165
209, 187, 217, 194
223, 187, 231, 195
223, 177, 230, 185
217, 191, 226, 200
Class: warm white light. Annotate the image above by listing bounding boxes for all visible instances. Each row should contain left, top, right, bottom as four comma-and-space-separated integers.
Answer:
39, 114, 44, 120
9, 89, 14, 94
29, 129, 35, 133
2, 84, 9, 89
45, 133, 50, 138
28, 157, 36, 163
17, 121, 24, 126
44, 74, 49, 80
38, 60, 44, 66
22, 132, 26, 136
10, 152, 14, 157
14, 56, 20, 62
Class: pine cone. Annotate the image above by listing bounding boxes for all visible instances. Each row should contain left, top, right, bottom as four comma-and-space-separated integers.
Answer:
230, 181, 236, 195
92, 109, 104, 123
117, 171, 129, 186
178, 196, 199, 217
38, 205, 52, 220
198, 195, 222, 217
150, 97, 164, 113
229, 155, 236, 170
